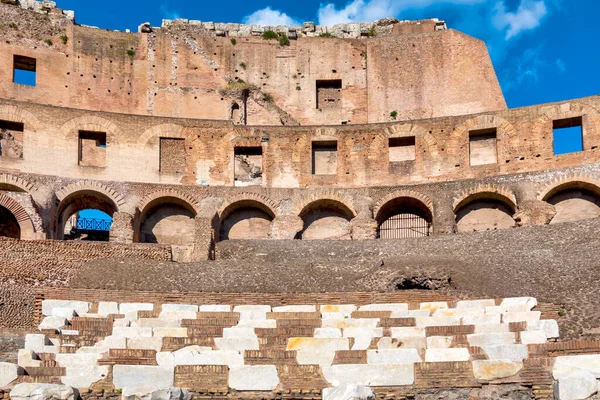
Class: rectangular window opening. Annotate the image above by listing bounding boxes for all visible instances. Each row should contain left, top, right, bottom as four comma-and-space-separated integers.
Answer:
0, 120, 24, 159
79, 131, 107, 167
316, 79, 342, 110
312, 140, 338, 175
389, 137, 416, 163
234, 146, 263, 186
13, 55, 36, 87
469, 127, 497, 166
553, 117, 583, 155
159, 137, 186, 174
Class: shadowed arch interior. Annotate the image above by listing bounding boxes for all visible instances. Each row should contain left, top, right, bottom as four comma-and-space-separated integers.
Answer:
376, 197, 432, 238
0, 205, 20, 239
57, 190, 118, 241
543, 184, 600, 224
219, 200, 275, 241
136, 196, 197, 245
455, 194, 515, 233
299, 199, 354, 240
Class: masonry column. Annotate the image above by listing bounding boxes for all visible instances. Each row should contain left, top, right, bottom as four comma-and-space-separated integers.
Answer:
191, 217, 215, 261
351, 217, 377, 240
270, 215, 303, 239
109, 212, 134, 243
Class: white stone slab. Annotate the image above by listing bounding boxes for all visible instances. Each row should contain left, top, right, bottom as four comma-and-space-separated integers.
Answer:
134, 318, 182, 328
419, 302, 447, 311
223, 327, 257, 338
415, 316, 461, 327
62, 365, 109, 389
377, 336, 426, 349
528, 320, 559, 339
161, 304, 198, 312
315, 328, 342, 338
474, 323, 510, 334
42, 300, 90, 317
472, 360, 523, 380
10, 384, 76, 400
90, 336, 127, 353
236, 319, 277, 328
322, 319, 379, 329
286, 338, 349, 351
0, 363, 22, 388
119, 303, 154, 314
367, 349, 421, 364
233, 305, 271, 313
112, 327, 153, 338
555, 370, 598, 400
482, 344, 528, 361
500, 297, 537, 312
60, 330, 79, 336
296, 350, 337, 367
98, 302, 119, 316
152, 328, 187, 338
484, 306, 502, 315
113, 365, 174, 390
426, 336, 453, 349
520, 331, 547, 345
358, 303, 409, 312
322, 384, 375, 400
323, 364, 414, 386
272, 305, 316, 312
343, 328, 383, 338
24, 334, 47, 353
390, 327, 425, 338
55, 353, 99, 368
194, 350, 245, 367
456, 299, 495, 309
214, 338, 260, 351
228, 366, 279, 391
199, 305, 230, 312
467, 332, 516, 347
38, 316, 68, 331
51, 307, 76, 320
127, 337, 163, 352
425, 348, 470, 362
554, 354, 600, 378
17, 350, 40, 368
503, 311, 541, 323
320, 305, 357, 315
463, 315, 501, 325
433, 309, 483, 318
157, 311, 197, 320
238, 311, 268, 321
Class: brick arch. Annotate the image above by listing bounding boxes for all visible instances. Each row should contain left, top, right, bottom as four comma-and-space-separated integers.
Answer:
374, 190, 433, 222
0, 104, 42, 131
532, 102, 600, 152
137, 123, 186, 146
58, 115, 123, 146
0, 192, 36, 239
294, 193, 357, 218
218, 193, 279, 219
537, 175, 600, 201
56, 181, 125, 209
372, 123, 439, 157
137, 189, 200, 215
453, 185, 517, 213
447, 115, 517, 164
0, 174, 36, 193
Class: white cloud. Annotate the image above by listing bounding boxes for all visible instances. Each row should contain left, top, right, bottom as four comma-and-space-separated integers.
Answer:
493, 0, 547, 39
160, 4, 180, 20
555, 58, 566, 73
242, 7, 300, 26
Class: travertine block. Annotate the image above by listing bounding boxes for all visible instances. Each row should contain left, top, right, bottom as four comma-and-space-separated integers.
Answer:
553, 355, 600, 378
358, 303, 408, 312
0, 363, 22, 388
38, 316, 68, 331
152, 328, 188, 338
419, 302, 448, 311
426, 336, 453, 348
134, 318, 182, 328
482, 344, 528, 361
161, 304, 198, 312
467, 332, 516, 347
17, 349, 40, 368
320, 305, 357, 316
377, 336, 426, 349
554, 370, 598, 400
322, 318, 379, 329
42, 300, 90, 317
296, 350, 337, 367
425, 348, 470, 362
415, 316, 461, 327
472, 360, 523, 380
272, 305, 316, 312
503, 311, 541, 323
52, 307, 76, 320
315, 328, 342, 338
127, 337, 163, 352
199, 305, 231, 312
24, 334, 47, 353
10, 384, 75, 400
119, 303, 154, 314
528, 320, 559, 338
322, 384, 375, 400
287, 338, 349, 351
233, 305, 271, 313
474, 323, 510, 334
323, 364, 414, 386
223, 327, 257, 338
520, 331, 547, 345
112, 327, 153, 338
500, 297, 537, 312
367, 349, 421, 364
214, 338, 260, 351
113, 365, 174, 389
98, 302, 119, 316
390, 327, 425, 338
228, 365, 279, 390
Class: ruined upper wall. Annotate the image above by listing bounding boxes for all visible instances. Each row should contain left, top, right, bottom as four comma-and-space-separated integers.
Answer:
0, 2, 506, 125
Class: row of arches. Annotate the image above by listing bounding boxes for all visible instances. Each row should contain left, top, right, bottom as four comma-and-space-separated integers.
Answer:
1, 179, 600, 241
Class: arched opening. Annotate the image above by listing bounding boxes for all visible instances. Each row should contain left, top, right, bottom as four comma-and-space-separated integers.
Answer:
455, 196, 515, 233
0, 205, 20, 239
546, 188, 600, 224
219, 200, 275, 240
231, 102, 241, 124
57, 191, 117, 241
376, 197, 432, 239
299, 199, 354, 240
136, 197, 197, 245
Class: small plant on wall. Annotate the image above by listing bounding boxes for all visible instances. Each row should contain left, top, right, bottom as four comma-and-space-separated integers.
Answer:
390, 110, 398, 120
126, 49, 135, 57
239, 62, 247, 70
230, 38, 237, 45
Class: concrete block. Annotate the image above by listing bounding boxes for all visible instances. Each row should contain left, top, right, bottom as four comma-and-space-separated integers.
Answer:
390, 327, 425, 338
42, 300, 90, 317
10, 384, 76, 400
214, 338, 260, 351
467, 332, 516, 347
286, 338, 349, 351
0, 363, 23, 388
296, 350, 337, 367
358, 303, 408, 312
112, 365, 174, 390
199, 305, 230, 312
323, 364, 414, 386
272, 305, 316, 312
482, 344, 528, 361
119, 303, 154, 314
228, 366, 279, 390
314, 328, 342, 338
528, 320, 560, 339
367, 349, 421, 364
38, 316, 68, 331
472, 360, 523, 380
161, 304, 198, 312
425, 348, 470, 362
98, 302, 119, 316
322, 384, 375, 400
520, 331, 547, 345
426, 336, 453, 348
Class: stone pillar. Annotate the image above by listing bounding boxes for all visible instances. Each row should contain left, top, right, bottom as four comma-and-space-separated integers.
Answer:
191, 217, 215, 261
514, 200, 556, 227
109, 212, 134, 243
269, 216, 303, 240
351, 217, 377, 240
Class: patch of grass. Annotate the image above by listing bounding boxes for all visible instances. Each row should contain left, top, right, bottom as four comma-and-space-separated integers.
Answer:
126, 49, 135, 57
44, 39, 53, 46
319, 32, 336, 38
558, 311, 566, 317
278, 35, 290, 46
230, 38, 237, 45
60, 35, 68, 44
368, 25, 377, 37
262, 30, 279, 40
239, 62, 247, 70
262, 93, 274, 103
227, 80, 248, 90
390, 110, 398, 120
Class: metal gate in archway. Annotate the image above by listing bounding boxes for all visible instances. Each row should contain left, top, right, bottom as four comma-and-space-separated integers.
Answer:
377, 213, 431, 239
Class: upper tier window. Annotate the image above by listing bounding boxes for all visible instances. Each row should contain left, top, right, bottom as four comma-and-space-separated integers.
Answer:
553, 117, 583, 155
13, 55, 36, 87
